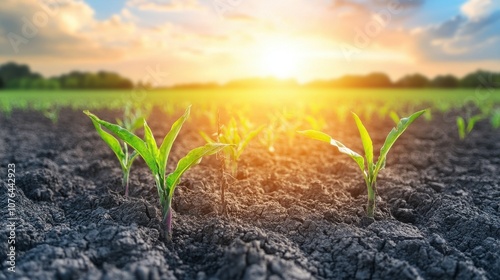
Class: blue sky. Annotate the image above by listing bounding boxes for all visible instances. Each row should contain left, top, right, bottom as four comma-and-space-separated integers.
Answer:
0, 0, 499, 84
86, 0, 126, 20
404, 0, 466, 27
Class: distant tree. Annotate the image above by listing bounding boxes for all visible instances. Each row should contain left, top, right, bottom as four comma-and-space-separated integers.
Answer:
333, 72, 392, 87
0, 77, 4, 89
0, 62, 42, 83
225, 77, 298, 88
460, 70, 500, 89
395, 73, 429, 88
363, 72, 392, 87
430, 75, 459, 88
53, 70, 133, 89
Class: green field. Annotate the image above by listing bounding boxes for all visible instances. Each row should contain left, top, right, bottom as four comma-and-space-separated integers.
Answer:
1, 88, 498, 111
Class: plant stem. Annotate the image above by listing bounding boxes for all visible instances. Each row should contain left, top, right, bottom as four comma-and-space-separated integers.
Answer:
163, 205, 173, 242
219, 157, 227, 216
217, 110, 228, 216
123, 169, 130, 197
123, 142, 130, 197
366, 181, 376, 218
230, 160, 238, 178
156, 177, 173, 242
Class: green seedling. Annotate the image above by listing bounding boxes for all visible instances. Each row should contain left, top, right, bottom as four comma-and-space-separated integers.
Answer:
0, 100, 13, 118
423, 109, 432, 121
201, 117, 263, 177
376, 104, 391, 120
259, 124, 277, 153
85, 107, 227, 241
42, 105, 61, 125
86, 105, 148, 197
456, 114, 483, 140
305, 115, 327, 131
389, 111, 400, 124
116, 104, 151, 195
490, 109, 500, 129
335, 105, 349, 123
259, 115, 279, 153
298, 110, 425, 218
116, 103, 151, 131
277, 110, 303, 147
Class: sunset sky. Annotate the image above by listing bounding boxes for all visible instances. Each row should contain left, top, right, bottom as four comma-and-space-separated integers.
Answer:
1, 0, 499, 85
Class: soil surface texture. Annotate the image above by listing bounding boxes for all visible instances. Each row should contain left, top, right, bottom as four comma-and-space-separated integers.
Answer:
0, 107, 499, 280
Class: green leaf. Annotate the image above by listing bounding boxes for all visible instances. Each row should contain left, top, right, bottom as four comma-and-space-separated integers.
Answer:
389, 111, 400, 124
126, 150, 140, 169
423, 109, 432, 121
158, 106, 190, 176
352, 113, 373, 168
236, 125, 264, 159
456, 116, 465, 140
130, 116, 145, 132
166, 143, 229, 197
297, 130, 365, 174
466, 115, 483, 134
199, 131, 215, 143
143, 120, 159, 158
84, 110, 158, 174
491, 111, 500, 129
375, 110, 425, 175
84, 110, 125, 168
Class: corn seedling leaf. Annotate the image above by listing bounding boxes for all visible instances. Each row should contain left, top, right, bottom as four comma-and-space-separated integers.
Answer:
456, 116, 466, 140
352, 112, 373, 168
127, 150, 140, 169
84, 111, 157, 174
236, 125, 264, 158
375, 110, 425, 174
389, 111, 400, 124
199, 131, 215, 143
297, 130, 365, 174
85, 110, 126, 168
491, 110, 500, 129
158, 106, 191, 175
131, 116, 145, 131
166, 143, 229, 197
144, 120, 159, 158
466, 115, 483, 134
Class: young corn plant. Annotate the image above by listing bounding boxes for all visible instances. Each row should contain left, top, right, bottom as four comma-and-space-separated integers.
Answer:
298, 110, 425, 218
423, 109, 432, 122
305, 115, 327, 131
85, 105, 148, 197
259, 124, 277, 153
0, 100, 13, 118
200, 117, 264, 177
85, 107, 228, 240
389, 111, 400, 124
456, 114, 484, 140
490, 109, 500, 129
40, 104, 61, 125
277, 110, 303, 148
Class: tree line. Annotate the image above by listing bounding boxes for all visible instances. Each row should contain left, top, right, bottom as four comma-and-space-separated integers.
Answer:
0, 62, 134, 90
0, 61, 499, 90
305, 71, 500, 88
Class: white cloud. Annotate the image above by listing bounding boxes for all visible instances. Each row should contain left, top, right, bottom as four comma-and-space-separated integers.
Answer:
461, 0, 500, 20
0, 0, 499, 84
413, 11, 500, 61
126, 0, 204, 12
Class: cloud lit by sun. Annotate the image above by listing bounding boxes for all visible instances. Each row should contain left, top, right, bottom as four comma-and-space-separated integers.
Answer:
1, 0, 499, 84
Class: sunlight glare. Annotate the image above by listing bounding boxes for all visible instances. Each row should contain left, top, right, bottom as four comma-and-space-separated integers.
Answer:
259, 40, 303, 79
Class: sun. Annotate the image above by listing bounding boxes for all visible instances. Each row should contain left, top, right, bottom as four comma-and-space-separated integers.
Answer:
259, 40, 303, 79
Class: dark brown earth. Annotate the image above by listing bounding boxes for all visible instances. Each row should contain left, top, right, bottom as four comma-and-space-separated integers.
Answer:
0, 106, 499, 280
